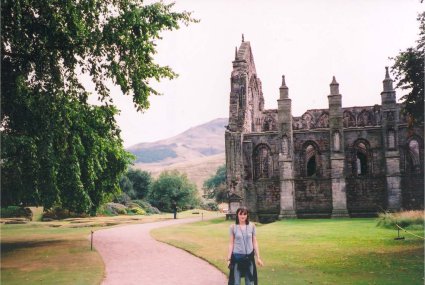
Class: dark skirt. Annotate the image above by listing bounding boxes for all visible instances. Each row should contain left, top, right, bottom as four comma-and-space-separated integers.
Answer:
228, 251, 258, 285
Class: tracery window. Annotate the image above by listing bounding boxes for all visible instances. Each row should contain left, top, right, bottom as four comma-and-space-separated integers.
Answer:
407, 139, 420, 173
262, 116, 276, 131
352, 141, 369, 176
254, 144, 271, 179
305, 144, 318, 177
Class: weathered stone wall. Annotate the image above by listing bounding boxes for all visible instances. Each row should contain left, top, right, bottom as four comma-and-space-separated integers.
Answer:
401, 176, 424, 210
293, 131, 331, 178
343, 129, 386, 176
254, 179, 281, 222
241, 133, 281, 221
398, 125, 424, 210
294, 178, 332, 217
346, 177, 387, 216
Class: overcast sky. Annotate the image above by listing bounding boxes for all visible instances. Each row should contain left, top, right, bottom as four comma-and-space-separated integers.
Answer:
96, 0, 423, 148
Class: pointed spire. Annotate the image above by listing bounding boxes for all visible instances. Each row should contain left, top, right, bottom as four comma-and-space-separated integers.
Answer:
235, 46, 238, 60
242, 34, 244, 42
383, 66, 394, 92
385, 66, 390, 79
279, 74, 289, 99
330, 76, 340, 95
280, 75, 288, 88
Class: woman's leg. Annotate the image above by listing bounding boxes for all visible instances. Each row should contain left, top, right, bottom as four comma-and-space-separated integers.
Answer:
233, 263, 242, 285
244, 262, 254, 285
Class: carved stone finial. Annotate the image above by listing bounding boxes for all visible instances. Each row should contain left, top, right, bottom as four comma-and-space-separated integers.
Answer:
280, 75, 288, 88
383, 66, 394, 92
330, 76, 340, 95
385, 66, 390, 79
242, 34, 244, 42
279, 74, 289, 99
235, 46, 238, 60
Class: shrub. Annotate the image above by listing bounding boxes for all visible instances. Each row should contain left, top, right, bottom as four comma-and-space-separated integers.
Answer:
132, 200, 161, 215
377, 210, 424, 229
200, 201, 219, 211
97, 205, 116, 216
114, 192, 132, 205
42, 207, 88, 220
127, 206, 146, 215
0, 206, 33, 220
148, 170, 199, 212
104, 203, 127, 215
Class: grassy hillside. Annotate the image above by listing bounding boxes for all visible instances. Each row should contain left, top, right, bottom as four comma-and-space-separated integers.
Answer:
128, 118, 227, 191
127, 118, 227, 165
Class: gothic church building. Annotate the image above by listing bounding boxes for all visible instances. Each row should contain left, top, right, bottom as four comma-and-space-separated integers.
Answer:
225, 39, 424, 222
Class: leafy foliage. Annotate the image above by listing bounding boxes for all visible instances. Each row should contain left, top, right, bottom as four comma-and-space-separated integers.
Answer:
0, 206, 33, 220
127, 169, 152, 199
391, 12, 424, 125
119, 175, 136, 199
203, 165, 227, 203
148, 170, 199, 212
119, 168, 152, 199
131, 199, 161, 214
1, 0, 196, 213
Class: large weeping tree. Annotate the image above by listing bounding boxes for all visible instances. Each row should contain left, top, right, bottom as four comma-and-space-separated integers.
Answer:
1, 0, 196, 214
391, 12, 425, 125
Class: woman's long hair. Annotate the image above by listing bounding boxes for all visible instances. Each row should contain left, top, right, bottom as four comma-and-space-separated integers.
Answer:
235, 207, 250, 225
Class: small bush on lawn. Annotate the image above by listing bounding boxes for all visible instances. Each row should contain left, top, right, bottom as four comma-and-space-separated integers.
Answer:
1, 206, 33, 220
127, 207, 146, 215
97, 205, 115, 216
377, 210, 424, 229
131, 200, 161, 215
103, 203, 127, 215
200, 201, 219, 211
114, 192, 132, 205
42, 207, 88, 220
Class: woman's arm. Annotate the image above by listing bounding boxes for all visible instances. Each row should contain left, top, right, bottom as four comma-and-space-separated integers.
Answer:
252, 225, 264, 266
227, 225, 234, 267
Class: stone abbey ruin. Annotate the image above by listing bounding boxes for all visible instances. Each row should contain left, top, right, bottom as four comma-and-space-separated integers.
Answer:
225, 39, 424, 222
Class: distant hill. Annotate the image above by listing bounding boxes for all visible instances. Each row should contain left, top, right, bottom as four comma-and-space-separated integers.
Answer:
127, 118, 228, 190
127, 118, 227, 164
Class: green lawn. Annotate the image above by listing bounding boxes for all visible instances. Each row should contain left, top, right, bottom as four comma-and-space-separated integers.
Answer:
1, 209, 219, 285
151, 218, 424, 285
1, 223, 104, 285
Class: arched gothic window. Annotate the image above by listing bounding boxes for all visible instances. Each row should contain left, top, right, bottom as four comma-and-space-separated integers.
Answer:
352, 141, 369, 176
407, 139, 420, 173
305, 144, 318, 177
254, 144, 271, 179
262, 116, 276, 131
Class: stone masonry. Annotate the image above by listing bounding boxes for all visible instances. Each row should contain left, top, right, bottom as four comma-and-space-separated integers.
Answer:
225, 38, 424, 222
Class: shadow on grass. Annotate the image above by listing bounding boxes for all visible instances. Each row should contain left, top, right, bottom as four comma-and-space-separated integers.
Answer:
1, 239, 64, 254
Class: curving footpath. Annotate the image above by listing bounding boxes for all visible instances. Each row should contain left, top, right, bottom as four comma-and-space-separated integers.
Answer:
93, 217, 228, 285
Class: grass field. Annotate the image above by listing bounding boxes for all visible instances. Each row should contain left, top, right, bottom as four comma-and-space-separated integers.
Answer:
151, 218, 425, 285
0, 209, 219, 285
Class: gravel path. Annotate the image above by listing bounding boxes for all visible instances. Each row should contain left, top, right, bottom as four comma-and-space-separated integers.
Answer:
93, 217, 228, 285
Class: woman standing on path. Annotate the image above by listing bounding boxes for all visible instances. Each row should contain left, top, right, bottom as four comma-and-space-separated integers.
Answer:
227, 207, 264, 285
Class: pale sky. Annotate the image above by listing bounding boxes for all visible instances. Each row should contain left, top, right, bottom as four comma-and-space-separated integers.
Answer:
92, 0, 423, 148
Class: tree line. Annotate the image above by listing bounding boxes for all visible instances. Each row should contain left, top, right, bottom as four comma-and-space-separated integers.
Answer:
119, 169, 199, 212
1, 0, 196, 214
